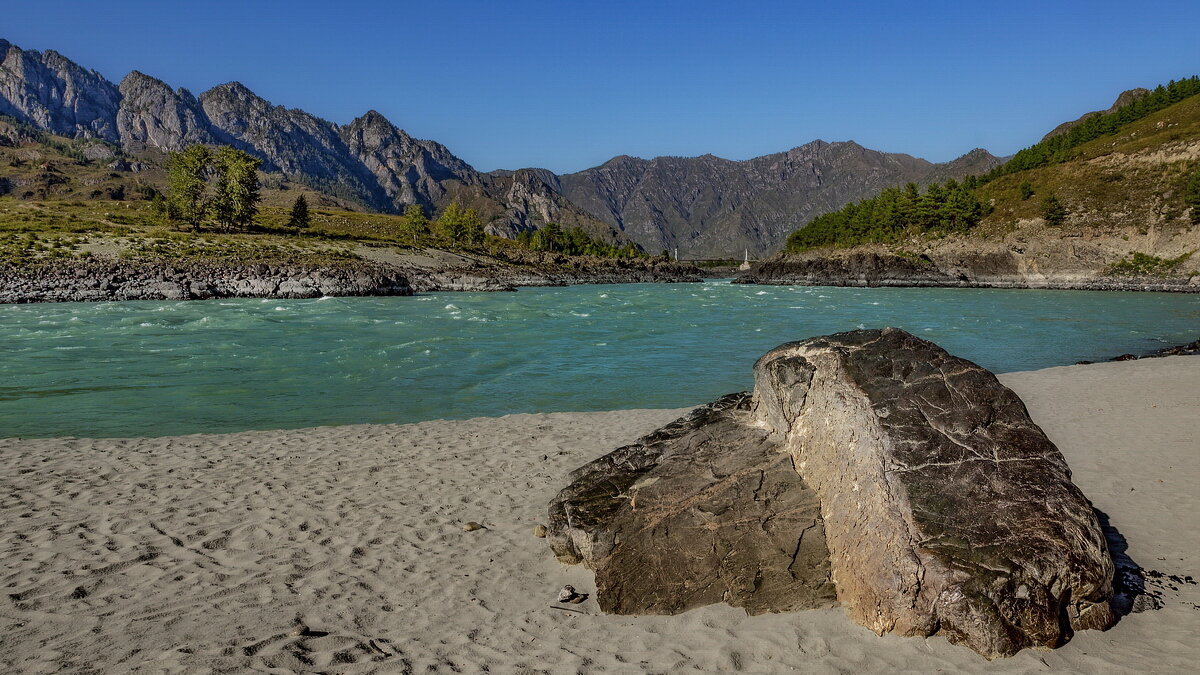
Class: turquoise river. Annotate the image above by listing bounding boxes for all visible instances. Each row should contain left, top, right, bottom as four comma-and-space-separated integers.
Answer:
2, 281, 1198, 438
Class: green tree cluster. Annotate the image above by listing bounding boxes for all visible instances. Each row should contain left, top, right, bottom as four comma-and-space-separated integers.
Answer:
401, 204, 430, 242
433, 203, 485, 246
165, 144, 262, 232
515, 223, 642, 258
785, 180, 987, 252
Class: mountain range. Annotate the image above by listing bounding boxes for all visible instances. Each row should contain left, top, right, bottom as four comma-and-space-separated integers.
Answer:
0, 37, 1001, 256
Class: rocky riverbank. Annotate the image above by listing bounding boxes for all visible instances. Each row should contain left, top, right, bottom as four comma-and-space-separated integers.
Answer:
0, 251, 705, 303
735, 250, 1200, 292
0, 259, 414, 303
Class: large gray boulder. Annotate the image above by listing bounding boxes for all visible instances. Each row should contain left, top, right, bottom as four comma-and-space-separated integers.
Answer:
548, 328, 1115, 659
754, 328, 1113, 657
547, 393, 837, 615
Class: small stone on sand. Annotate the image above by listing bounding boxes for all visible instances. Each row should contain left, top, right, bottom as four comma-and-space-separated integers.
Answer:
533, 524, 547, 538
462, 521, 484, 532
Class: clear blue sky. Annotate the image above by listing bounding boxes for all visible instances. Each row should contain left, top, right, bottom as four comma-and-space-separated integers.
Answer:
5, 1, 1199, 173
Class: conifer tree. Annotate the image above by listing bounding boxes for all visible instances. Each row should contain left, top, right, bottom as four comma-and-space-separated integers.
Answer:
288, 194, 311, 230
1042, 194, 1068, 226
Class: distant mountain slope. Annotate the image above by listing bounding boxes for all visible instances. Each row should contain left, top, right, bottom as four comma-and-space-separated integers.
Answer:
0, 38, 120, 142
0, 36, 1004, 255
557, 142, 1002, 257
0, 38, 620, 242
742, 80, 1200, 290
1041, 88, 1150, 141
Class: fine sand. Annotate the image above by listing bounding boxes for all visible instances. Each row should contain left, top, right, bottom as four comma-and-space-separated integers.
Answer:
1, 358, 1198, 673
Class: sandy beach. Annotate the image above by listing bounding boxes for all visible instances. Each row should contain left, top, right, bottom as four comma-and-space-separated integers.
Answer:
1, 357, 1197, 673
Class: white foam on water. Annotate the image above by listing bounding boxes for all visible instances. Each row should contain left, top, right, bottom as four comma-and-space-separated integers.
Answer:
599, 293, 608, 298
570, 312, 590, 317
274, 307, 287, 311
445, 303, 458, 310
595, 342, 608, 346
755, 291, 768, 295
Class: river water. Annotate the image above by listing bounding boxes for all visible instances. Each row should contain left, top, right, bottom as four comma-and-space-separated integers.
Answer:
2, 281, 1197, 438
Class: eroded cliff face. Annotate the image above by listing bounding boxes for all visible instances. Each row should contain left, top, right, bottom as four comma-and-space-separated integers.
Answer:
340, 110, 476, 209
116, 71, 221, 152
0, 39, 120, 143
735, 228, 1200, 292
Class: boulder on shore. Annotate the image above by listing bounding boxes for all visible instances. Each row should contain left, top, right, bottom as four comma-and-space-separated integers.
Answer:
547, 393, 836, 615
547, 328, 1115, 659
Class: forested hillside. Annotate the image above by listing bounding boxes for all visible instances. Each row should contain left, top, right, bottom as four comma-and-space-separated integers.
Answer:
784, 77, 1200, 253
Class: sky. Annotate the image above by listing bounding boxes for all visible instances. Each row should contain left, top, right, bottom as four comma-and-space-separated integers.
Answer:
5, 1, 1199, 173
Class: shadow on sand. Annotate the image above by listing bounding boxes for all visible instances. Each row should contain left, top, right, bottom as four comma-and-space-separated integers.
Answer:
1096, 507, 1162, 619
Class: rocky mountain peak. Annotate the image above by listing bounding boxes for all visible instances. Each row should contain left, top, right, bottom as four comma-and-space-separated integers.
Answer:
117, 69, 219, 152
354, 109, 392, 127
0, 38, 120, 143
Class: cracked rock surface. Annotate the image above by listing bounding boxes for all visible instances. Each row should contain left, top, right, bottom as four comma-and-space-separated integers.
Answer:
547, 328, 1115, 659
547, 393, 836, 615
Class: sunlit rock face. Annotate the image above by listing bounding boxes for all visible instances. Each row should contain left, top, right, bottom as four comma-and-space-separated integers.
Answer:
550, 328, 1115, 659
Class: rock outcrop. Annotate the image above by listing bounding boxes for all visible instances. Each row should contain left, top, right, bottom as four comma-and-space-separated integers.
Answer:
116, 71, 221, 151
736, 249, 1200, 293
0, 251, 704, 303
0, 39, 120, 143
340, 110, 477, 210
547, 393, 837, 615
0, 260, 412, 303
547, 329, 1116, 658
